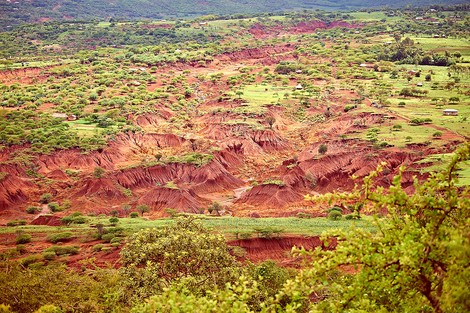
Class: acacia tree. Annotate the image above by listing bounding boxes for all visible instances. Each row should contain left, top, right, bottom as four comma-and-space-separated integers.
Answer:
288, 143, 470, 313
120, 217, 239, 301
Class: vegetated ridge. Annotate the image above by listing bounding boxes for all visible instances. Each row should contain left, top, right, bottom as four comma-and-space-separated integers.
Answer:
1, 0, 469, 27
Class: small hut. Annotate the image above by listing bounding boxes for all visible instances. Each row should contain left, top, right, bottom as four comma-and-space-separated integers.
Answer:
443, 109, 458, 116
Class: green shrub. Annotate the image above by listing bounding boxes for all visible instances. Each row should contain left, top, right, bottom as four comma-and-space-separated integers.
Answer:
92, 244, 104, 252
101, 233, 115, 243
48, 202, 61, 212
328, 210, 342, 220
433, 131, 442, 138
344, 104, 357, 112
16, 233, 32, 244
44, 246, 79, 256
110, 237, 122, 244
47, 232, 73, 243
109, 217, 119, 225
26, 206, 41, 214
16, 244, 27, 254
61, 213, 87, 225
129, 212, 139, 218
7, 220, 27, 227
296, 212, 312, 219
318, 144, 328, 155
39, 193, 53, 204
328, 206, 343, 213
254, 227, 284, 239
19, 254, 42, 267
34, 304, 64, 313
0, 304, 13, 312
42, 251, 57, 261
28, 262, 45, 270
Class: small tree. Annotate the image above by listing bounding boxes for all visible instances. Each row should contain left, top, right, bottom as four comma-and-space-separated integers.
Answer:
39, 193, 52, 204
109, 217, 119, 226
120, 217, 239, 300
265, 116, 276, 129
136, 204, 150, 215
318, 144, 328, 155
93, 167, 106, 178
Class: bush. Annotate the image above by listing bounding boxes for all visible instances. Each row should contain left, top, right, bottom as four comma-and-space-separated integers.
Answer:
44, 246, 79, 256
433, 131, 443, 138
110, 237, 122, 244
26, 206, 41, 214
392, 124, 402, 131
328, 206, 343, 213
120, 217, 239, 300
7, 220, 27, 227
16, 233, 32, 244
344, 104, 357, 112
16, 244, 27, 254
92, 244, 104, 252
129, 212, 139, 218
61, 213, 87, 225
101, 233, 115, 243
318, 144, 328, 155
296, 212, 312, 219
19, 254, 42, 267
34, 304, 64, 313
328, 210, 342, 220
109, 217, 119, 225
48, 202, 61, 212
39, 193, 53, 204
47, 232, 73, 243
42, 251, 57, 261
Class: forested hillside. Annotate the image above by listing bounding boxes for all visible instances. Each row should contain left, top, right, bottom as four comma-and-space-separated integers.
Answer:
1, 0, 469, 27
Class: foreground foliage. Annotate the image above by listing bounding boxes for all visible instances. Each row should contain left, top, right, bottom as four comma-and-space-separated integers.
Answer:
120, 218, 240, 301
289, 143, 470, 313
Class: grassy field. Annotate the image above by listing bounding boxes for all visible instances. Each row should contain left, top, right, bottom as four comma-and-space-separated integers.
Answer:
0, 216, 376, 239
416, 153, 470, 186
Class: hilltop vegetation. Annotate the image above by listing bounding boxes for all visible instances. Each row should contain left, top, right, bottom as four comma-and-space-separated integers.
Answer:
1, 0, 469, 27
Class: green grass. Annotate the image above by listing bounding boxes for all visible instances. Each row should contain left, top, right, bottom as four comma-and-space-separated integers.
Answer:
416, 153, 470, 186
409, 36, 470, 57
232, 84, 291, 114
349, 12, 401, 22
65, 119, 98, 136
0, 216, 375, 239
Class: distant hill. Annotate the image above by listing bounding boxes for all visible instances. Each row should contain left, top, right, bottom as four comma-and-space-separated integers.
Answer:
0, 0, 468, 27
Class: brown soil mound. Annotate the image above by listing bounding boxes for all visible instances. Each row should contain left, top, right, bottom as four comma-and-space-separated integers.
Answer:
45, 169, 69, 180
236, 184, 303, 208
138, 186, 209, 214
218, 45, 294, 65
113, 132, 186, 153
0, 173, 34, 210
281, 165, 310, 189
228, 236, 337, 263
30, 215, 63, 226
115, 161, 242, 194
134, 111, 173, 127
73, 177, 126, 200
38, 148, 122, 174
298, 140, 420, 192
213, 148, 244, 170
249, 129, 289, 152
